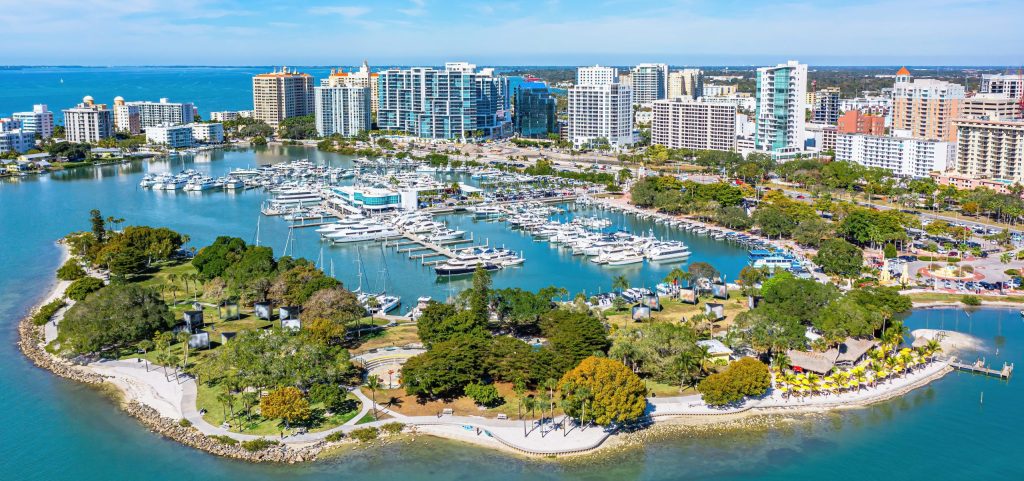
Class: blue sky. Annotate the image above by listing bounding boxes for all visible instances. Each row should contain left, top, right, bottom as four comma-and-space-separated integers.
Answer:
3, 0, 1023, 66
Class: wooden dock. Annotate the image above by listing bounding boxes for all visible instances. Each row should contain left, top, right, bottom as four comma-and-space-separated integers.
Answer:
950, 358, 1014, 379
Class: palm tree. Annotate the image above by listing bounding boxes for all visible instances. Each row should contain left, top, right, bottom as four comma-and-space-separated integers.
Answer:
850, 366, 868, 391
189, 273, 202, 300
216, 391, 235, 425
694, 345, 713, 376
663, 268, 689, 286
366, 375, 381, 421
521, 395, 537, 436
771, 352, 791, 372
241, 392, 259, 423
806, 373, 820, 396
155, 351, 171, 381
138, 340, 154, 371
924, 339, 942, 361
168, 273, 179, 304
543, 378, 558, 431
175, 331, 191, 374
611, 275, 630, 293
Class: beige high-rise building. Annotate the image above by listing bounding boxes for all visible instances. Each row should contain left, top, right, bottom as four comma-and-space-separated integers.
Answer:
324, 60, 380, 115
112, 96, 141, 135
952, 118, 1024, 184
651, 98, 737, 151
667, 69, 703, 100
63, 96, 114, 143
891, 67, 964, 142
960, 94, 1022, 121
252, 67, 314, 128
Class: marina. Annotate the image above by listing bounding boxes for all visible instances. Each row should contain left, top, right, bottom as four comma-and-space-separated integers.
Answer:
4, 143, 1023, 481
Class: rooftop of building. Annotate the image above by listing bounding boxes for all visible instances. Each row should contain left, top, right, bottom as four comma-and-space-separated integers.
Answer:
254, 67, 311, 78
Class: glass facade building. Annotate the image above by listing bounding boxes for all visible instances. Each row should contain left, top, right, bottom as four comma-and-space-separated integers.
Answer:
513, 81, 556, 138
377, 62, 511, 139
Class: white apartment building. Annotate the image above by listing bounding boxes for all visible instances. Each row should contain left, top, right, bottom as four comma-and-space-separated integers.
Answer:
11, 104, 54, 139
651, 98, 737, 151
568, 66, 633, 150
576, 66, 618, 86
314, 86, 371, 138
754, 61, 808, 156
952, 118, 1024, 184
805, 122, 838, 152
124, 98, 195, 128
63, 96, 114, 143
323, 60, 380, 114
190, 123, 225, 143
835, 133, 952, 178
668, 69, 703, 100
0, 118, 21, 132
699, 95, 756, 112
113, 97, 141, 135
0, 129, 34, 154
252, 67, 315, 128
630, 63, 669, 104
209, 110, 253, 122
146, 124, 193, 148
980, 73, 1023, 100
703, 84, 738, 97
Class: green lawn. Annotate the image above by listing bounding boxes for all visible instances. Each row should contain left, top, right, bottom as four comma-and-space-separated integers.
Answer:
906, 292, 1024, 304
604, 292, 750, 334
195, 381, 361, 436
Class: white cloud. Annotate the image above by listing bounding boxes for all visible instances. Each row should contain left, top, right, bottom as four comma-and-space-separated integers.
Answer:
308, 6, 371, 18
399, 0, 427, 16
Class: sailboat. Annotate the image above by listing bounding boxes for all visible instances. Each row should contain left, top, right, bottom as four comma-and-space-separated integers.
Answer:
358, 245, 400, 314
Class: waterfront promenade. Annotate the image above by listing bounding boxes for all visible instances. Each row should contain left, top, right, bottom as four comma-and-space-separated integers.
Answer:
86, 356, 952, 456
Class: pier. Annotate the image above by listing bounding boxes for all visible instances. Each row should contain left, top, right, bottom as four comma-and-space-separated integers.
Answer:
950, 358, 1014, 379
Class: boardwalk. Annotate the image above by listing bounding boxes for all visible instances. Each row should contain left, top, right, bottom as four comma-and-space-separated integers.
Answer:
950, 358, 1014, 379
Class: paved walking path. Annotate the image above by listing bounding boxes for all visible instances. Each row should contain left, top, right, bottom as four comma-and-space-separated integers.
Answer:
89, 356, 949, 455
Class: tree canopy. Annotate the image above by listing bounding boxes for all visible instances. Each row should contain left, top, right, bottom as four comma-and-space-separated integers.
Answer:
61, 284, 173, 354
697, 357, 771, 406
558, 356, 647, 426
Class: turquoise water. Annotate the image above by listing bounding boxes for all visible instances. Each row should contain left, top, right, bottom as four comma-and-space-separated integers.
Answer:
0, 66, 535, 119
1, 67, 1022, 479
1, 148, 1021, 480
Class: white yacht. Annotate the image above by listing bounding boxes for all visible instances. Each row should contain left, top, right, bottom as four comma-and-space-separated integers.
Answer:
646, 242, 691, 261
327, 225, 399, 243
183, 176, 217, 191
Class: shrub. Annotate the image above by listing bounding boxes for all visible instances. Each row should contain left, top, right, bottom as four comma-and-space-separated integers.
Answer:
349, 427, 379, 442
464, 382, 503, 407
31, 299, 66, 326
209, 434, 238, 445
178, 418, 192, 428
325, 431, 345, 442
883, 243, 897, 259
380, 422, 405, 435
241, 438, 280, 452
66, 277, 105, 301
1005, 269, 1020, 277
697, 357, 771, 407
960, 295, 982, 306
57, 259, 86, 281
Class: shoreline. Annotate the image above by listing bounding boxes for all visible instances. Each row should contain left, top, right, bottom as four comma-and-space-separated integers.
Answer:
18, 244, 968, 464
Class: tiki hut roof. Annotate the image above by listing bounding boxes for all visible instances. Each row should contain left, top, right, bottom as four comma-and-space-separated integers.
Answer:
787, 349, 836, 374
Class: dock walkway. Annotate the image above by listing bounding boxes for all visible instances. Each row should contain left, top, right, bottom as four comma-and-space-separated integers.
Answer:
950, 358, 1014, 379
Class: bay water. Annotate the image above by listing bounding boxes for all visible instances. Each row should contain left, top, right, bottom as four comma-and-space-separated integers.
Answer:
0, 67, 1021, 480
